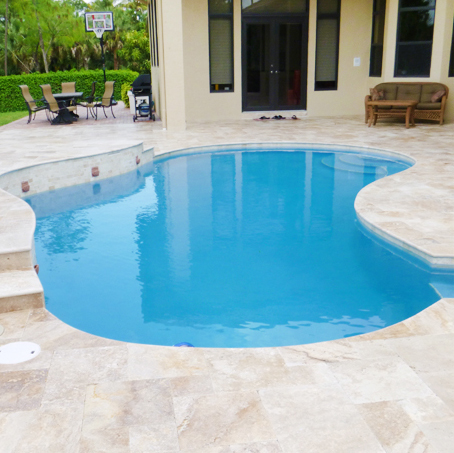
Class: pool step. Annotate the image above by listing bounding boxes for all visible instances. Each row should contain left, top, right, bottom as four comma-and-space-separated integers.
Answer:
321, 157, 388, 176
0, 270, 44, 314
338, 154, 396, 168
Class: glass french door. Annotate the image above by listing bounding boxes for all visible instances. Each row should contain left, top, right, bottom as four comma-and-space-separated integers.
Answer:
242, 17, 308, 111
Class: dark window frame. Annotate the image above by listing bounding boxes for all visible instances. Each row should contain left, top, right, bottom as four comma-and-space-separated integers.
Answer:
314, 0, 341, 91
449, 17, 454, 77
208, 1, 234, 93
394, 0, 436, 78
369, 0, 386, 77
149, 0, 159, 67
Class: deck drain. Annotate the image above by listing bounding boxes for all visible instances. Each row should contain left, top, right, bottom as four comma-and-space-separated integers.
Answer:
0, 342, 41, 364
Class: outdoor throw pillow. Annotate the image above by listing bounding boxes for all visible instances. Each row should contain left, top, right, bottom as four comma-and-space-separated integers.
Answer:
370, 88, 385, 101
431, 90, 446, 103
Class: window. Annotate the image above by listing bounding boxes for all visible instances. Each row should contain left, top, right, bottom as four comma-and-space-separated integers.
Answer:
449, 17, 454, 77
369, 0, 386, 77
148, 0, 159, 67
242, 0, 307, 14
315, 0, 341, 90
395, 0, 436, 77
209, 0, 233, 92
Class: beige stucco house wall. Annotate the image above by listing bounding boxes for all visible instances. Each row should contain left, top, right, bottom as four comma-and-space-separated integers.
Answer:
149, 0, 454, 130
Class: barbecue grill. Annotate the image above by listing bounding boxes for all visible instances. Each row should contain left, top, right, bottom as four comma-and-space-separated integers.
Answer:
131, 74, 155, 122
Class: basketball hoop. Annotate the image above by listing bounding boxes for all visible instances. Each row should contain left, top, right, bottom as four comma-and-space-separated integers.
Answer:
85, 12, 114, 35
94, 27, 105, 39
84, 11, 115, 84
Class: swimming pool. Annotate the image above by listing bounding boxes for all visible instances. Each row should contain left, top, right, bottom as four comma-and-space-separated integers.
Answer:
26, 146, 454, 348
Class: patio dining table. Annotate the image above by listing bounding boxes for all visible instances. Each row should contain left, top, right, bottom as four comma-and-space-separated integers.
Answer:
53, 91, 83, 102
52, 91, 83, 124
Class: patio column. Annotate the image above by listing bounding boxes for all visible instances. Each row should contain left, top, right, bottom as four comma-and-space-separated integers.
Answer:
159, 0, 186, 131
431, 0, 454, 81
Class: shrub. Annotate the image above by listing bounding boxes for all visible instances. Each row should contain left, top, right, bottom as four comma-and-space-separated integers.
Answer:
0, 69, 139, 113
121, 82, 132, 108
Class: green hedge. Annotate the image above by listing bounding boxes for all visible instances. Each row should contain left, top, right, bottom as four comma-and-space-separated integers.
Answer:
0, 69, 139, 113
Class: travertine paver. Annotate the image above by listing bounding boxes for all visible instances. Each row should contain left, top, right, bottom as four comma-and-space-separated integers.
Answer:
0, 107, 454, 452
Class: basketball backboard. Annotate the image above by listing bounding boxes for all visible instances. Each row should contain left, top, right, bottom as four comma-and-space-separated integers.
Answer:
85, 12, 115, 35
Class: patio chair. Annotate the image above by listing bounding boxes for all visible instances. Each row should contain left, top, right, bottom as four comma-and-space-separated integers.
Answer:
40, 84, 77, 125
77, 81, 97, 119
94, 81, 116, 119
19, 85, 47, 123
61, 82, 77, 107
61, 82, 76, 93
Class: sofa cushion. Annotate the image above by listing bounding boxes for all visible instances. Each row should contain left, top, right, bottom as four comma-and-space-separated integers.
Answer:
370, 88, 385, 101
421, 83, 447, 103
375, 83, 397, 100
416, 102, 442, 110
396, 84, 421, 102
431, 90, 445, 103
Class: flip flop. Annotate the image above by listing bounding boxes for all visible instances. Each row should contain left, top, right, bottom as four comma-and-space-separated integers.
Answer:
292, 115, 298, 120
272, 115, 281, 120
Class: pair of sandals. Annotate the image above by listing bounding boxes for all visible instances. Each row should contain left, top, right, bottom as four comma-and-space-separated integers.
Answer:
259, 115, 298, 120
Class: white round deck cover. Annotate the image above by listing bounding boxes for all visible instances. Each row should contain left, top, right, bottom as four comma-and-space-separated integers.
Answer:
0, 342, 41, 364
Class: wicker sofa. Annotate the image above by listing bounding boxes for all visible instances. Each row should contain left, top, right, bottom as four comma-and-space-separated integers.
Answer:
365, 82, 449, 125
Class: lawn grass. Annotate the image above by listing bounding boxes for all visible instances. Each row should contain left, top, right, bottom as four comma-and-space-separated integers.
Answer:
0, 111, 28, 126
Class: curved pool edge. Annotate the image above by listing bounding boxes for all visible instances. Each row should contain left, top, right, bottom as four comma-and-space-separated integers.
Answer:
356, 212, 454, 269
8, 294, 454, 352
154, 141, 453, 270
153, 141, 416, 167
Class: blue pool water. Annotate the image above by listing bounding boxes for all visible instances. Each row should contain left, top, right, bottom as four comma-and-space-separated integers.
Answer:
26, 148, 454, 348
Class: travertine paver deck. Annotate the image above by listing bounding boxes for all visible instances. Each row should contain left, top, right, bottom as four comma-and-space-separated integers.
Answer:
0, 106, 454, 452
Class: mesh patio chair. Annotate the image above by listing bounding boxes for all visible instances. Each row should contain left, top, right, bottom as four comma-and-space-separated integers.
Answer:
61, 82, 76, 93
94, 81, 116, 119
61, 82, 77, 106
19, 85, 47, 123
40, 84, 77, 124
77, 81, 97, 119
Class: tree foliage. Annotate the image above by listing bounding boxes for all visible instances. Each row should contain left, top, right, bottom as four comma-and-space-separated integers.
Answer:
0, 0, 150, 76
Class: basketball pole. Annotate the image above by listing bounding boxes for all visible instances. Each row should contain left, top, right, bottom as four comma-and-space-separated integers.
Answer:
100, 34, 106, 84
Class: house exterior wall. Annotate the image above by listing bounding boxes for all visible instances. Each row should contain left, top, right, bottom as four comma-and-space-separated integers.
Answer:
182, 0, 242, 122
308, 0, 373, 117
376, 0, 454, 121
151, 0, 454, 129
